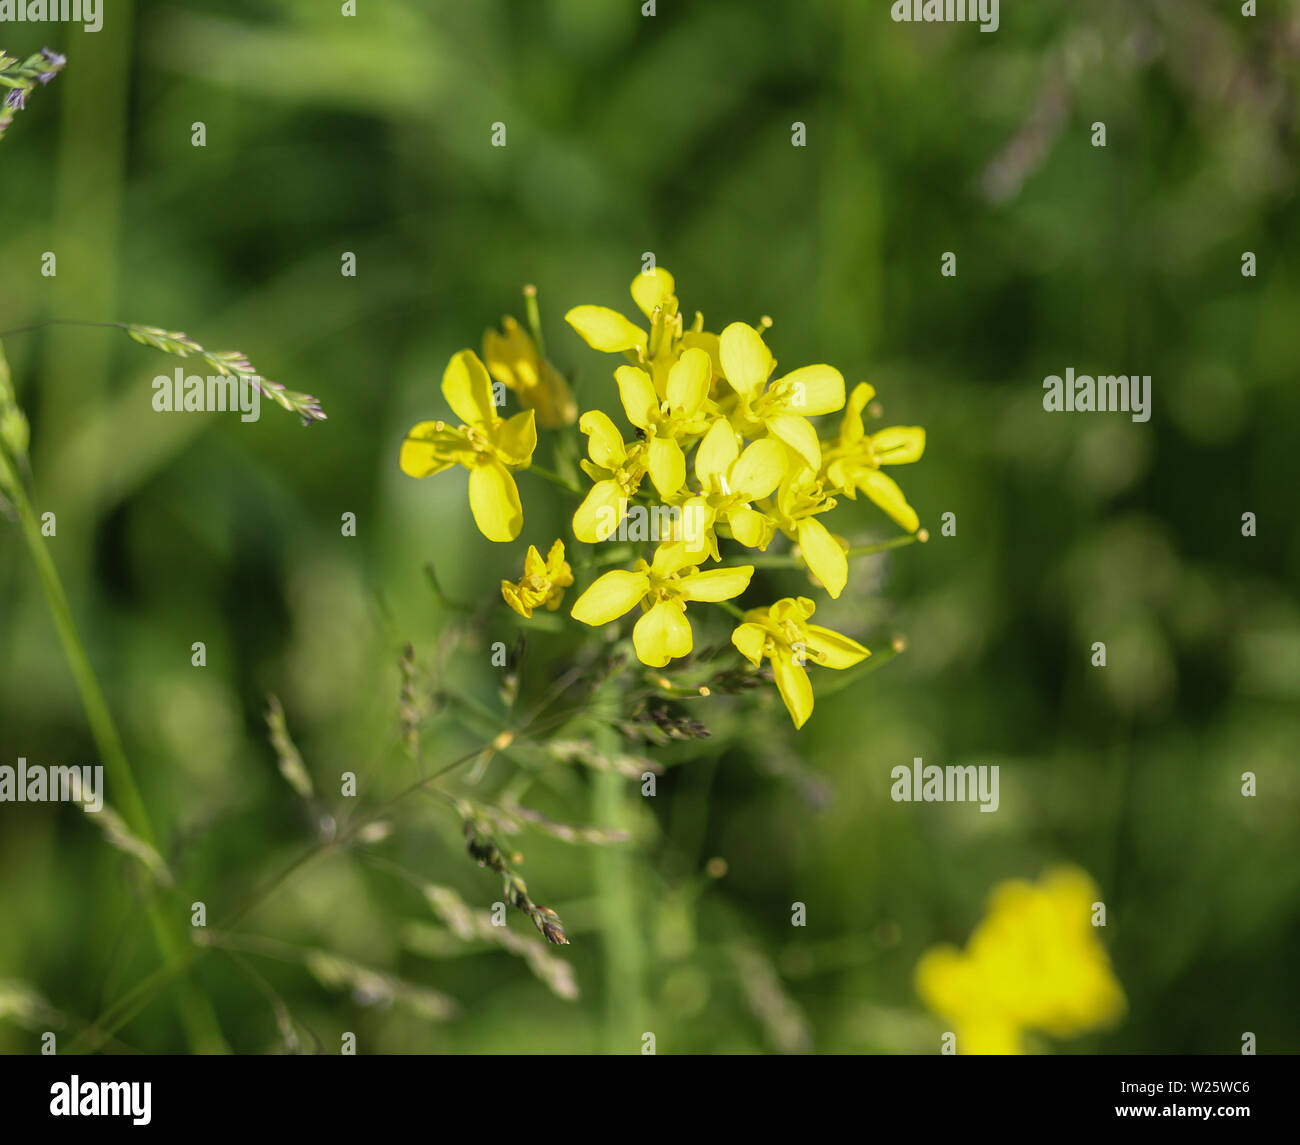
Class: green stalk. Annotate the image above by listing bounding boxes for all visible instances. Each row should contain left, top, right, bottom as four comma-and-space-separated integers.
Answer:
590, 675, 644, 1052
5, 466, 225, 1053
743, 531, 925, 568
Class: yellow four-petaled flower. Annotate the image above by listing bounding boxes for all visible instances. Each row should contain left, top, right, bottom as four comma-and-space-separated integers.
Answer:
400, 349, 537, 542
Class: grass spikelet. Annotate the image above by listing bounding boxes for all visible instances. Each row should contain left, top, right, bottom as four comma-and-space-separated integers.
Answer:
266, 694, 313, 799
410, 885, 579, 1000
124, 324, 326, 425
546, 737, 662, 779
0, 48, 65, 142
301, 950, 458, 1021
0, 979, 63, 1030
84, 803, 174, 887
462, 796, 630, 847
462, 814, 570, 945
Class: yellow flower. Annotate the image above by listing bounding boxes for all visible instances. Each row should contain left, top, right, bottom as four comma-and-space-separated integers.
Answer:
915, 867, 1126, 1055
678, 419, 787, 560
613, 347, 713, 498
501, 540, 573, 618
762, 466, 849, 599
566, 267, 706, 398
482, 315, 577, 429
730, 596, 869, 728
717, 321, 845, 471
821, 382, 925, 533
571, 410, 651, 543
571, 542, 753, 668
400, 349, 537, 542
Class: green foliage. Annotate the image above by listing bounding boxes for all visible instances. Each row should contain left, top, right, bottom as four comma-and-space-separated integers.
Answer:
0, 0, 1296, 1054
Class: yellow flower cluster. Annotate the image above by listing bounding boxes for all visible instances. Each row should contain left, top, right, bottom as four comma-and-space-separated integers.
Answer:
399, 269, 928, 726
915, 867, 1127, 1054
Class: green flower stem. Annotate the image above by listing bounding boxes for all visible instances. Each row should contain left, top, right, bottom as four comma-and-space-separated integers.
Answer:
715, 599, 746, 620
6, 472, 226, 1053
743, 531, 924, 568
525, 462, 583, 495
590, 681, 644, 1053
522, 284, 546, 358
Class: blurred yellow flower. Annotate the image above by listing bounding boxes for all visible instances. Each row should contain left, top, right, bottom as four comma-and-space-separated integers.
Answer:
571, 542, 753, 668
400, 349, 537, 542
482, 314, 577, 429
822, 381, 925, 533
501, 540, 573, 618
731, 596, 869, 728
915, 866, 1126, 1054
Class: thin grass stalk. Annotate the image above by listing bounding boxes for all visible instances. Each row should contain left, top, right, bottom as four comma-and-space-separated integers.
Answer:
5, 460, 225, 1053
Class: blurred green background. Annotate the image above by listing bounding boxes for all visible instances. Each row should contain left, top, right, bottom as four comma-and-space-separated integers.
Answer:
2, 0, 1298, 1054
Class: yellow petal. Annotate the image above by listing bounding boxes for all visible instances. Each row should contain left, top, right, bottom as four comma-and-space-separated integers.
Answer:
571, 569, 648, 626
731, 622, 767, 666
647, 435, 686, 498
958, 1021, 1026, 1056
572, 479, 627, 543
729, 438, 788, 501
633, 600, 693, 667
649, 541, 695, 579
680, 329, 723, 379
545, 538, 568, 575
805, 624, 870, 669
765, 415, 822, 472
915, 945, 973, 1018
399, 421, 459, 478
840, 382, 875, 444
630, 267, 676, 320
565, 305, 647, 353
678, 565, 753, 603
797, 517, 847, 599
772, 654, 814, 728
666, 347, 711, 415
726, 505, 774, 549
615, 365, 659, 430
522, 545, 545, 578
719, 322, 774, 396
467, 460, 523, 542
870, 426, 926, 465
535, 360, 577, 428
678, 497, 716, 557
495, 409, 537, 466
501, 581, 532, 618
481, 327, 518, 389
482, 317, 538, 391
442, 350, 496, 427
580, 410, 628, 470
777, 364, 845, 416
694, 418, 740, 490
857, 469, 920, 533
